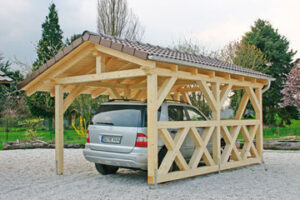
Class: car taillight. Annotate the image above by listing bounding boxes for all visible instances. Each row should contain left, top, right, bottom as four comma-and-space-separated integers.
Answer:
135, 133, 147, 147
86, 130, 90, 143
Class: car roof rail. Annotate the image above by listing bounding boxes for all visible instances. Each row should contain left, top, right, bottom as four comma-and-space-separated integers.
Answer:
108, 99, 142, 102
163, 99, 188, 104
143, 99, 188, 104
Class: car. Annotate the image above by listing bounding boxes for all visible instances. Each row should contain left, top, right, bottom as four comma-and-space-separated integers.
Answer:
83, 100, 222, 175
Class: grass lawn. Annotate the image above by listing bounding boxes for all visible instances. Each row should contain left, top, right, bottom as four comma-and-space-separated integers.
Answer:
1, 119, 299, 150
263, 119, 300, 140
0, 129, 85, 150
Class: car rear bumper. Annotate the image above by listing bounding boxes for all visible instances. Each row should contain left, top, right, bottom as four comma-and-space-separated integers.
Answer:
83, 145, 148, 170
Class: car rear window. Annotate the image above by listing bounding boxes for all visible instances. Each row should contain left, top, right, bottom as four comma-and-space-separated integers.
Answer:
93, 105, 144, 127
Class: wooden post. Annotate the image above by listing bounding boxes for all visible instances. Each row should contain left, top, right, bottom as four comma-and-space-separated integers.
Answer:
55, 85, 64, 175
255, 88, 263, 160
211, 82, 221, 165
147, 73, 158, 184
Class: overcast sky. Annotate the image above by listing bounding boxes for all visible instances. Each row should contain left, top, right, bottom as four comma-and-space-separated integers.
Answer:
0, 0, 299, 71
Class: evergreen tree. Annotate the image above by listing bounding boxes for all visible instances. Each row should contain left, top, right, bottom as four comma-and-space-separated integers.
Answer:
220, 40, 268, 115
27, 3, 63, 119
242, 19, 298, 125
33, 3, 63, 71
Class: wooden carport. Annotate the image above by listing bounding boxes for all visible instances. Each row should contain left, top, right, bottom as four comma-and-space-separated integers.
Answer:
18, 31, 274, 184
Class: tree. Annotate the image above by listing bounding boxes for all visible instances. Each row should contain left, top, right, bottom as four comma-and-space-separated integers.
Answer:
242, 19, 298, 125
33, 3, 63, 71
220, 40, 268, 114
26, 3, 64, 119
0, 54, 29, 120
97, 0, 144, 41
172, 38, 219, 117
281, 59, 300, 110
65, 34, 82, 46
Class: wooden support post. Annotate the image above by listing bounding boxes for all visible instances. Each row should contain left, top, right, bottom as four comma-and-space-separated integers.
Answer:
147, 73, 158, 184
96, 56, 101, 74
255, 88, 263, 159
211, 82, 221, 165
124, 87, 131, 99
55, 85, 64, 175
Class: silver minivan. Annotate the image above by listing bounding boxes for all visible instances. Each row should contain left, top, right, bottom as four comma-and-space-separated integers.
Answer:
83, 100, 216, 175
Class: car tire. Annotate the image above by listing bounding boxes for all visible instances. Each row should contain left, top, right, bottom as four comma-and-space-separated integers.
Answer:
95, 163, 119, 175
158, 147, 176, 171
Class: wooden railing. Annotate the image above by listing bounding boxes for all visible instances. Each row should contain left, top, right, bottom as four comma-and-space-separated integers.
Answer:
155, 120, 261, 183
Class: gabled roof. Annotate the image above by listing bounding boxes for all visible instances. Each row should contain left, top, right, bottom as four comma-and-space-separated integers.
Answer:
18, 31, 273, 89
0, 70, 12, 84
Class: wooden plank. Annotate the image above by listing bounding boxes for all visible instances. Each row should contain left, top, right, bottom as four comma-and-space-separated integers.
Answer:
255, 88, 263, 158
91, 88, 107, 98
63, 86, 84, 113
95, 44, 156, 67
157, 121, 217, 129
220, 84, 232, 105
156, 68, 266, 88
158, 128, 189, 175
188, 127, 215, 169
96, 56, 101, 74
55, 85, 64, 175
234, 92, 249, 120
197, 80, 217, 112
54, 69, 146, 85
108, 87, 121, 99
147, 73, 158, 184
124, 88, 131, 99
241, 125, 258, 159
245, 86, 260, 115
157, 77, 177, 109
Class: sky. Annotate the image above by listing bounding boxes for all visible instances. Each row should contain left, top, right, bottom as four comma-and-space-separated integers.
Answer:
0, 0, 299, 72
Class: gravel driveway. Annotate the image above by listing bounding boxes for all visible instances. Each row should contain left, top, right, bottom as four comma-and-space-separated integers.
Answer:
0, 149, 299, 200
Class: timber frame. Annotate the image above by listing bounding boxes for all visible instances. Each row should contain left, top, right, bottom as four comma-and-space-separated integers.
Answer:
18, 32, 273, 184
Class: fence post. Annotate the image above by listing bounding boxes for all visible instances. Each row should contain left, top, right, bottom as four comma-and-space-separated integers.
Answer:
5, 118, 9, 142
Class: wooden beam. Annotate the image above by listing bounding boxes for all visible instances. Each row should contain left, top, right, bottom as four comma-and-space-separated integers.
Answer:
255, 88, 263, 158
156, 68, 266, 88
234, 92, 249, 120
197, 80, 217, 112
108, 87, 121, 99
91, 88, 107, 98
157, 77, 177, 109
147, 73, 158, 184
245, 86, 260, 116
53, 69, 146, 85
63, 86, 84, 113
95, 44, 156, 67
55, 85, 64, 175
220, 84, 232, 105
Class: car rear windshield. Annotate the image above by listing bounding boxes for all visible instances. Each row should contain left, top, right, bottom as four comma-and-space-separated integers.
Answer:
93, 105, 144, 127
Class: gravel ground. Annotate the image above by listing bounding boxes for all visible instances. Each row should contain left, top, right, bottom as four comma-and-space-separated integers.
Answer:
0, 149, 299, 200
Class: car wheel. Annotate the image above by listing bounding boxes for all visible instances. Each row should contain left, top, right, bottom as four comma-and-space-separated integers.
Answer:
95, 163, 119, 175
158, 147, 175, 171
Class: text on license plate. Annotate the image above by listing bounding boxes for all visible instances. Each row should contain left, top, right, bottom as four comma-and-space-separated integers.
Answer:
101, 135, 122, 144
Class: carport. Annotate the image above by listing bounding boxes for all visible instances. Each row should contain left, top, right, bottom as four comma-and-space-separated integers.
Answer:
18, 31, 274, 184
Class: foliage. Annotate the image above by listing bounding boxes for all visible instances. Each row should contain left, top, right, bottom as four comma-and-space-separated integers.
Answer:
32, 3, 64, 70
26, 3, 64, 119
172, 38, 220, 117
173, 38, 219, 58
220, 40, 268, 115
0, 54, 29, 119
18, 118, 44, 141
280, 60, 300, 110
65, 34, 82, 46
242, 19, 298, 125
97, 0, 144, 41
72, 116, 87, 138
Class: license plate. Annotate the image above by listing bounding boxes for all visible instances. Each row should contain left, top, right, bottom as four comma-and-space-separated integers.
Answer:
101, 135, 122, 144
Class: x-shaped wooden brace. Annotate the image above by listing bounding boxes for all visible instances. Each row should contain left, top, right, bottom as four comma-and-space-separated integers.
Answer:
241, 125, 259, 159
188, 127, 215, 169
221, 125, 242, 163
158, 128, 189, 175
